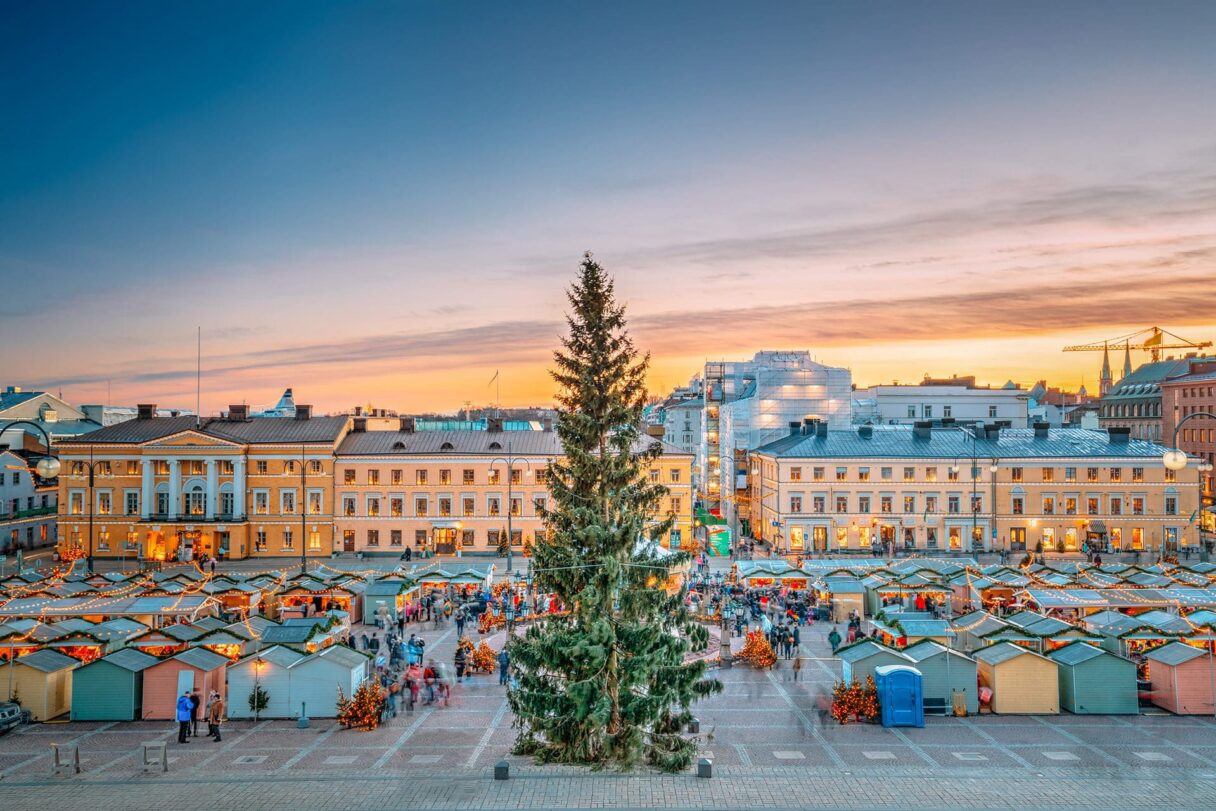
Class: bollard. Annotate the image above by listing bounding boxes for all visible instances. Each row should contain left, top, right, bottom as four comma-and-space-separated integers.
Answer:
687, 717, 700, 733
298, 702, 310, 729
697, 757, 712, 779
494, 759, 510, 780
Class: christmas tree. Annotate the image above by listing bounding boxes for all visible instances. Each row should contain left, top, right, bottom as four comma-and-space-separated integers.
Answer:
508, 253, 721, 772
471, 641, 497, 673
739, 630, 777, 669
336, 681, 383, 730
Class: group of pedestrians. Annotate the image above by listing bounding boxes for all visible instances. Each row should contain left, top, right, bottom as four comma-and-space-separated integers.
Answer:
175, 687, 224, 744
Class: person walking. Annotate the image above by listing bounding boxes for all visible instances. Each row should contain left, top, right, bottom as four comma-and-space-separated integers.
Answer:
792, 655, 802, 681
207, 691, 224, 742
189, 688, 202, 737
176, 691, 194, 743
455, 608, 466, 638
497, 647, 510, 686
828, 626, 842, 654
454, 644, 467, 683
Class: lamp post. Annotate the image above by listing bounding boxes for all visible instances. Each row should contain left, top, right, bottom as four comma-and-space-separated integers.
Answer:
1162, 412, 1216, 562
489, 441, 531, 574
299, 443, 308, 576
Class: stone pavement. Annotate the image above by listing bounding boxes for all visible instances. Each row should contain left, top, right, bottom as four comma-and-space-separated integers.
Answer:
3, 619, 1216, 809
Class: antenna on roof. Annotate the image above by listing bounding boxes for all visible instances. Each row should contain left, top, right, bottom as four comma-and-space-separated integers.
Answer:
196, 327, 202, 428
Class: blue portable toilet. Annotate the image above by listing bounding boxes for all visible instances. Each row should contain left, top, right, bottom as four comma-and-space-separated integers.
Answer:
875, 664, 924, 728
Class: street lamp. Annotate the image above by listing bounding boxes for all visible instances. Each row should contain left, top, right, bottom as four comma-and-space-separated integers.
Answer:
489, 441, 532, 574
1161, 411, 1216, 561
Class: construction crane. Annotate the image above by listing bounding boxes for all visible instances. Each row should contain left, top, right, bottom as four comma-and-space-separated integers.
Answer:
1064, 327, 1212, 363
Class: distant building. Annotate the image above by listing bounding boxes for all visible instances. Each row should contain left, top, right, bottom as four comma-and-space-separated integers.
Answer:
1100, 355, 1216, 442
252, 388, 298, 418
1027, 381, 1095, 427
0, 387, 101, 447
704, 351, 852, 534
853, 376, 1028, 427
0, 448, 57, 554
1159, 369, 1216, 541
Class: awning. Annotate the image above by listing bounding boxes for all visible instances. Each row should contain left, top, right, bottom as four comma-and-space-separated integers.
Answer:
1087, 520, 1107, 535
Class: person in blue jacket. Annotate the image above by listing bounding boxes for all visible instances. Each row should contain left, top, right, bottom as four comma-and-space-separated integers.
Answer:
176, 691, 194, 743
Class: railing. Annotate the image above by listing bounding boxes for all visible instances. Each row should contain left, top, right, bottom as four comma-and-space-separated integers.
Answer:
2, 505, 58, 520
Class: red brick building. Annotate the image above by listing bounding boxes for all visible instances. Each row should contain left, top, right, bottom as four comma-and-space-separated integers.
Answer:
1161, 369, 1216, 541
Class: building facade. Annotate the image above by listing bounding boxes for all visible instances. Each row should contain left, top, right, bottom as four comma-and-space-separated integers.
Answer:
852, 378, 1029, 427
750, 422, 1197, 555
1099, 356, 1216, 442
1160, 369, 1216, 541
334, 421, 694, 555
56, 404, 345, 562
703, 352, 852, 533
0, 449, 57, 554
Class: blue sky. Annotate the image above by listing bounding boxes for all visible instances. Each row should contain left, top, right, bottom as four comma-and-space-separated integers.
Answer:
2, 1, 1215, 412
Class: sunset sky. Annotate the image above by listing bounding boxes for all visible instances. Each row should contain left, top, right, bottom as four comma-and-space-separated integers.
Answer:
3, 2, 1215, 414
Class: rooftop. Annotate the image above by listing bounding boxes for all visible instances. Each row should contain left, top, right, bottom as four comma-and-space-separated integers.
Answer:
754, 426, 1168, 460
338, 430, 689, 457
58, 415, 350, 445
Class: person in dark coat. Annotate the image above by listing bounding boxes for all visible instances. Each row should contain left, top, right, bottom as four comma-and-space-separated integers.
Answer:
189, 688, 202, 736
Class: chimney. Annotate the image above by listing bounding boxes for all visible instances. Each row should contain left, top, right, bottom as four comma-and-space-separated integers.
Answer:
399, 417, 415, 433
912, 420, 932, 440
984, 424, 1002, 441
227, 404, 248, 421
294, 404, 313, 420
857, 425, 873, 439
542, 417, 554, 432
815, 420, 827, 438
353, 417, 367, 433
487, 417, 504, 433
1107, 426, 1131, 443
1033, 422, 1050, 439
789, 421, 802, 436
354, 406, 363, 416
137, 404, 157, 420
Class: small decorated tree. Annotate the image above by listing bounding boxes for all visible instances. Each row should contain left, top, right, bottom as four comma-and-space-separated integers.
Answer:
829, 680, 852, 725
859, 675, 880, 722
248, 684, 269, 721
739, 630, 777, 669
337, 681, 383, 730
471, 641, 497, 674
830, 677, 882, 724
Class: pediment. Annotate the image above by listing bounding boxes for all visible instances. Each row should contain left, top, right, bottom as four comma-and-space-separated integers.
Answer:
143, 430, 242, 449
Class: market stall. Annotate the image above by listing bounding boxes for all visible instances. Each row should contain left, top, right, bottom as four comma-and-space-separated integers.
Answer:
838, 639, 914, 685
1047, 641, 1138, 714
70, 648, 159, 721
0, 649, 77, 720
902, 640, 979, 714
1144, 642, 1216, 715
226, 646, 306, 719
974, 642, 1059, 714
140, 647, 228, 720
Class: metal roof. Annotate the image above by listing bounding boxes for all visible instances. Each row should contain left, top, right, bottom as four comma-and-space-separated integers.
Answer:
836, 640, 911, 663
1047, 641, 1117, 666
237, 645, 306, 669
309, 645, 370, 669
1144, 641, 1207, 666
901, 640, 974, 663
337, 430, 689, 458
58, 415, 349, 445
11, 648, 78, 672
170, 647, 229, 671
973, 642, 1050, 666
754, 426, 1169, 460
97, 648, 160, 672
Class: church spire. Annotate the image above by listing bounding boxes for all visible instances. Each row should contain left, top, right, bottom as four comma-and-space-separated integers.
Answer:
1122, 342, 1133, 380
1099, 342, 1112, 396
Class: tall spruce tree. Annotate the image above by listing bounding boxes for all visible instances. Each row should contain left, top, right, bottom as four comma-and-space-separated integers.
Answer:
507, 253, 721, 772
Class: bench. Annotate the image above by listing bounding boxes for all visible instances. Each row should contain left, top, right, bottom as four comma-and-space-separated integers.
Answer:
923, 697, 948, 716
141, 741, 169, 774
50, 743, 80, 777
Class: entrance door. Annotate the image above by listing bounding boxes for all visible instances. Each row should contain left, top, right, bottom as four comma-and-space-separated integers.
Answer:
1010, 528, 1026, 550
177, 669, 195, 697
216, 532, 229, 558
343, 530, 355, 552
811, 526, 827, 552
435, 528, 457, 554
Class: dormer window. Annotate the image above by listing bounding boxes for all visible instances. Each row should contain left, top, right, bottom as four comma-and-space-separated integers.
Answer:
488, 441, 502, 451
440, 442, 455, 451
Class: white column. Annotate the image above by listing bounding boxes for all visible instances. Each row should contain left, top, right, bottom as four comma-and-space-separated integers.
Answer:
205, 459, 218, 520
232, 459, 246, 520
140, 460, 153, 519
168, 460, 181, 520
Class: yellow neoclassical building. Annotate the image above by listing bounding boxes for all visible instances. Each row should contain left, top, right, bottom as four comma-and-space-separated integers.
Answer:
333, 418, 694, 555
56, 408, 694, 561
56, 404, 347, 562
750, 421, 1199, 555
